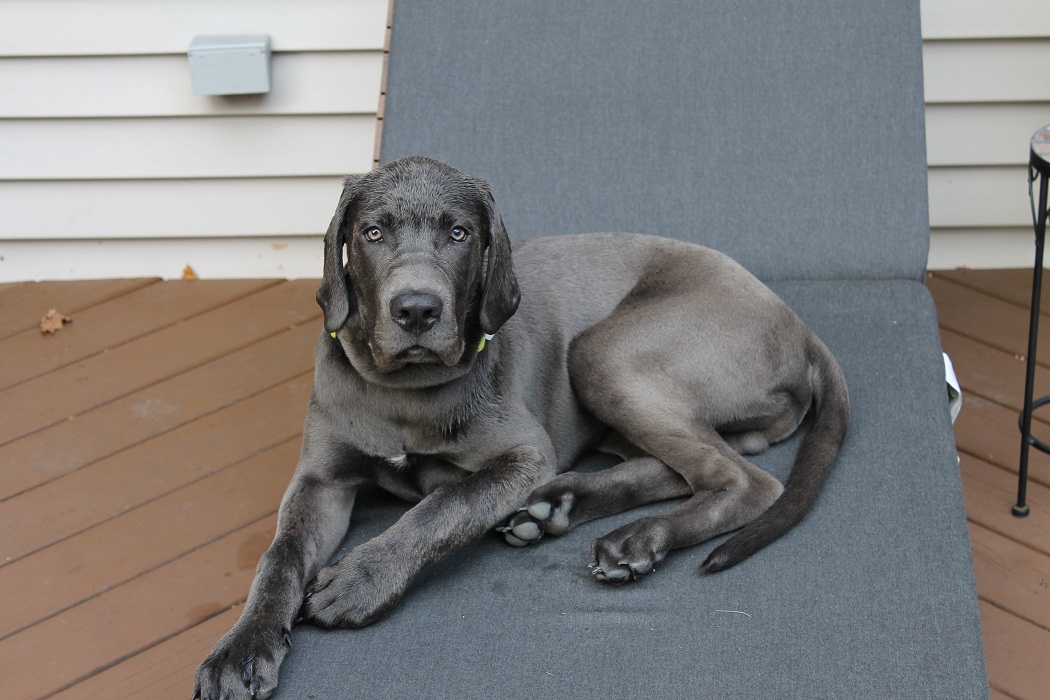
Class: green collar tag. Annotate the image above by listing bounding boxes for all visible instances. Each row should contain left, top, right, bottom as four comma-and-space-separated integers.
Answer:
477, 333, 495, 352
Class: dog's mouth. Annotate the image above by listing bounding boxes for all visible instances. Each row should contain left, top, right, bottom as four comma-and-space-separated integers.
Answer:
368, 341, 464, 373
396, 346, 443, 364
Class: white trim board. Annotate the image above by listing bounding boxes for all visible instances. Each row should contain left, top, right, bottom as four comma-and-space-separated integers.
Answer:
4, 231, 1038, 283
1, 116, 376, 180
928, 228, 1038, 270
1, 178, 346, 241
0, 0, 389, 56
0, 237, 324, 282
0, 53, 383, 119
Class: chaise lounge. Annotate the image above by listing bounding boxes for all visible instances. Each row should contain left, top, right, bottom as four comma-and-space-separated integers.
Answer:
272, 2, 990, 697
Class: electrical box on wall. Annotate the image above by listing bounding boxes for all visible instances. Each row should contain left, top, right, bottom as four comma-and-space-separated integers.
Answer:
188, 35, 272, 96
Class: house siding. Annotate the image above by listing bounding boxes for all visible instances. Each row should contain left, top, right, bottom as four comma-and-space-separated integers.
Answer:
922, 0, 1050, 269
0, 0, 1043, 279
0, 0, 388, 281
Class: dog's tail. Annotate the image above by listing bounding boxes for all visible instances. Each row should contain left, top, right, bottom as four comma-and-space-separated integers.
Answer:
702, 336, 850, 573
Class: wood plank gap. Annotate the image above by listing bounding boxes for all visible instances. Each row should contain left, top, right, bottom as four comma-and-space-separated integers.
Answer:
0, 515, 279, 700
46, 606, 244, 700
989, 684, 1025, 700
930, 269, 1050, 315
979, 599, 1050, 700
961, 456, 1050, 558
0, 279, 275, 392
0, 331, 316, 504
958, 443, 1050, 493
0, 325, 317, 502
930, 271, 1047, 316
944, 322, 1049, 373
928, 275, 1050, 366
970, 523, 1050, 633
0, 437, 298, 639
959, 384, 1050, 431
989, 687, 1023, 700
980, 596, 1050, 637
0, 279, 282, 393
0, 278, 159, 341
0, 280, 321, 447
952, 395, 1050, 489
0, 320, 307, 451
939, 328, 1050, 416
0, 505, 277, 644
0, 393, 306, 569
0, 374, 311, 566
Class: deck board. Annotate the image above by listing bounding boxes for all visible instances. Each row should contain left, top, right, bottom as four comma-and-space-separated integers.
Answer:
0, 270, 1046, 699
0, 322, 317, 501
0, 516, 277, 700
0, 279, 274, 391
0, 375, 311, 564
0, 438, 298, 639
0, 279, 157, 340
953, 393, 1050, 488
928, 274, 1050, 364
0, 280, 317, 445
930, 269, 1050, 700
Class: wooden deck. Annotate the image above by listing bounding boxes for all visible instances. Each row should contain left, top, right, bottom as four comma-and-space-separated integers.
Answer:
0, 271, 1047, 699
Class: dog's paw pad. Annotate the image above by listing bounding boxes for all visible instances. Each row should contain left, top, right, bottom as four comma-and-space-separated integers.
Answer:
526, 502, 552, 521
511, 520, 541, 540
525, 490, 575, 535
498, 511, 544, 546
499, 491, 577, 547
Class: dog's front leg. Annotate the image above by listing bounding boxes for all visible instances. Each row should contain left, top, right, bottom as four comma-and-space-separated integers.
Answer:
194, 463, 358, 700
301, 443, 554, 629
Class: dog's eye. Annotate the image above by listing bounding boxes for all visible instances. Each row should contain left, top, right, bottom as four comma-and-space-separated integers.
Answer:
363, 227, 383, 243
450, 227, 468, 242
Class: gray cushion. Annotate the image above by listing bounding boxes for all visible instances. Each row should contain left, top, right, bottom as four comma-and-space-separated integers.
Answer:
274, 281, 988, 699
284, 1, 988, 697
380, 0, 930, 283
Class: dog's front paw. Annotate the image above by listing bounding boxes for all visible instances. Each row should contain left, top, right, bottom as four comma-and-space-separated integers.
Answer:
589, 516, 669, 583
193, 621, 291, 700
301, 549, 406, 629
498, 482, 578, 546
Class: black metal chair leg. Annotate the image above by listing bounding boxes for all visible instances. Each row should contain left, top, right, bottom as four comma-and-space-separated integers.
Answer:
1016, 130, 1050, 516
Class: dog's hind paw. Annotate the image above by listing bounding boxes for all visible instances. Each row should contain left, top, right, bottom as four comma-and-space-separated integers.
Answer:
498, 490, 576, 546
589, 517, 668, 583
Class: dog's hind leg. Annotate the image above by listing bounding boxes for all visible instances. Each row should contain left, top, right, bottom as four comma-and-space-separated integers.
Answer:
587, 415, 784, 581
568, 343, 787, 581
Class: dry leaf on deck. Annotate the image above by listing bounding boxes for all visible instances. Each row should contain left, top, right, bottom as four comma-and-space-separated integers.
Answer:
182, 265, 199, 280
39, 309, 72, 335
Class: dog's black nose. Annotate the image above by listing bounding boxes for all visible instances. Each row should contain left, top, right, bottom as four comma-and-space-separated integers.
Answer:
390, 291, 443, 334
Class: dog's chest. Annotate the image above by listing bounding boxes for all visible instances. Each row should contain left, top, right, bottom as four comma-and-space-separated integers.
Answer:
348, 400, 469, 466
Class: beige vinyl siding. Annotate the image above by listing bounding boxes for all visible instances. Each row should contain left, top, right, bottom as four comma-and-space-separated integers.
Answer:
0, 0, 388, 281
0, 179, 346, 240
0, 0, 388, 56
1, 0, 1043, 278
922, 0, 1050, 269
0, 53, 385, 118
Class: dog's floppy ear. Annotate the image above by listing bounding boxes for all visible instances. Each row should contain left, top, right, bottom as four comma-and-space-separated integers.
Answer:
477, 184, 521, 335
316, 176, 359, 333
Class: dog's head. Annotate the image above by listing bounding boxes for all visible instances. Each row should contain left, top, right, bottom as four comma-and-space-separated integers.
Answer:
316, 157, 520, 386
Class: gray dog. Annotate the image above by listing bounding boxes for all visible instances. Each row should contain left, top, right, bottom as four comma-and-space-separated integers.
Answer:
194, 156, 849, 700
